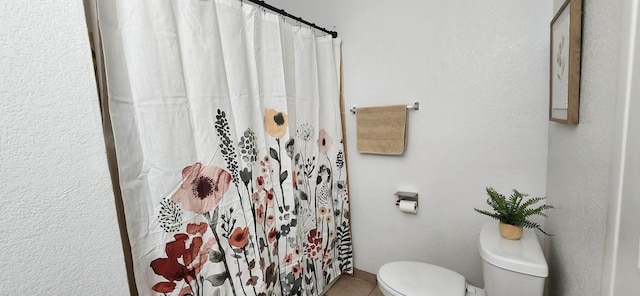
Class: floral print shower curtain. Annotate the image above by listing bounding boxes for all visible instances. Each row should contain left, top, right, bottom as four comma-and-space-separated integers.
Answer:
97, 0, 352, 295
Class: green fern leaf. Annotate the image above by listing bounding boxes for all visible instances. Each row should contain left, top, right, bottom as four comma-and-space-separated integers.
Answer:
475, 187, 554, 236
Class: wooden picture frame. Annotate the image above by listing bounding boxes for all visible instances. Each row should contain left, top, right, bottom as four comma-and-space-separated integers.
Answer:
549, 0, 583, 124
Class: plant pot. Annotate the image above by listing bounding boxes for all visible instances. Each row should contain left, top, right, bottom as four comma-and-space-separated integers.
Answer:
499, 222, 523, 240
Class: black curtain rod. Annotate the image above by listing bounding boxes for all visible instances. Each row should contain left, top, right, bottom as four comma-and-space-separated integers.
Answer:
243, 0, 338, 38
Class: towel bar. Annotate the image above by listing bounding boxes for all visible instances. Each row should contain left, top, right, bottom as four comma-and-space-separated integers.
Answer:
350, 101, 419, 114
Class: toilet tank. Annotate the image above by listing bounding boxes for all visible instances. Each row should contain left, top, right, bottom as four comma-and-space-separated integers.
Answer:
479, 222, 548, 296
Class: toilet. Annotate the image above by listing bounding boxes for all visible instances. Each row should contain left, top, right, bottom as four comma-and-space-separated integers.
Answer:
377, 221, 548, 296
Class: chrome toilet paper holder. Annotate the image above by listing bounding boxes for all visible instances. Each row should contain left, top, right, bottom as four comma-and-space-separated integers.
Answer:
394, 191, 418, 206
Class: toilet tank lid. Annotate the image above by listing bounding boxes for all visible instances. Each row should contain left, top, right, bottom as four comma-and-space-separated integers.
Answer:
479, 222, 549, 277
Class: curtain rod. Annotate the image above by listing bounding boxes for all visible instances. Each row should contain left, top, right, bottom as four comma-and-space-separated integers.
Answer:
242, 0, 338, 38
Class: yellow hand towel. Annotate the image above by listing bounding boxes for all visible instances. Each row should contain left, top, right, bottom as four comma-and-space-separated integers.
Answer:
356, 105, 407, 155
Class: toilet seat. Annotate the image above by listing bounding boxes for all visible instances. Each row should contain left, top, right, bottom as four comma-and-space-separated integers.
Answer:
377, 261, 466, 296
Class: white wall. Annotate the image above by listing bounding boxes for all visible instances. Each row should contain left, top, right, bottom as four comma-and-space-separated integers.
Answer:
603, 0, 640, 294
545, 0, 623, 295
266, 0, 551, 286
613, 23, 640, 291
0, 0, 129, 294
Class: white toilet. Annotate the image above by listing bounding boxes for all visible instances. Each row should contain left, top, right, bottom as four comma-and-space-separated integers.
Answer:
377, 221, 548, 296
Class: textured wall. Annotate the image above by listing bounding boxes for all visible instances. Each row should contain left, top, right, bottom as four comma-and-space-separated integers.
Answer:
545, 0, 623, 295
612, 27, 640, 293
603, 0, 640, 294
0, 0, 129, 294
266, 0, 551, 286
614, 19, 640, 291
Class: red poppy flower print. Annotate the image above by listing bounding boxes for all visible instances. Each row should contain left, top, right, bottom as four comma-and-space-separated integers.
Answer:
150, 231, 215, 294
229, 227, 250, 249
172, 163, 231, 214
151, 234, 191, 282
317, 129, 334, 154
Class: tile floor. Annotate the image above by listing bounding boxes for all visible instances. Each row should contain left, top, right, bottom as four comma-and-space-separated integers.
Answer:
324, 269, 384, 296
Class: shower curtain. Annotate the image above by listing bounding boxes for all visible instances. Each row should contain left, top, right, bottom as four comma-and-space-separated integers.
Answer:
96, 0, 352, 295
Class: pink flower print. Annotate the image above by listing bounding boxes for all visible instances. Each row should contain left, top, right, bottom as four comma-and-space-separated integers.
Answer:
265, 189, 275, 208
292, 170, 298, 189
323, 248, 331, 260
251, 192, 260, 204
268, 227, 277, 243
317, 129, 334, 154
186, 222, 208, 236
321, 249, 334, 271
195, 237, 216, 274
323, 259, 333, 271
256, 176, 265, 192
292, 263, 303, 279
297, 175, 303, 187
283, 253, 293, 266
256, 204, 265, 224
185, 236, 216, 277
172, 163, 231, 214
267, 214, 274, 227
179, 286, 193, 296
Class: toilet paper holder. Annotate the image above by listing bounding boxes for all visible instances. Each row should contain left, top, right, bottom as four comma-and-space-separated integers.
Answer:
394, 191, 418, 206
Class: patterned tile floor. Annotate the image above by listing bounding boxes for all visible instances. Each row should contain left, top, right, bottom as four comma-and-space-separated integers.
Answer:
325, 269, 384, 296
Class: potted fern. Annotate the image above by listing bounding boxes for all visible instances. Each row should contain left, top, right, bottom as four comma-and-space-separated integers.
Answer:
474, 187, 554, 240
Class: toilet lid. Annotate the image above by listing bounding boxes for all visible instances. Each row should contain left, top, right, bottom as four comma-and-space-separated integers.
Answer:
377, 261, 466, 296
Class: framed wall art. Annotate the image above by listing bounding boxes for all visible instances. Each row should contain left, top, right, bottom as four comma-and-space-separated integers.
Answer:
549, 0, 583, 124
